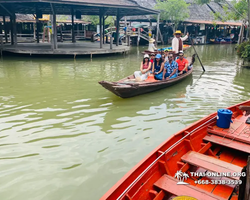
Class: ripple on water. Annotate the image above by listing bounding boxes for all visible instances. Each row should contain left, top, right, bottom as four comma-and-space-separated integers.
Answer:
0, 45, 250, 200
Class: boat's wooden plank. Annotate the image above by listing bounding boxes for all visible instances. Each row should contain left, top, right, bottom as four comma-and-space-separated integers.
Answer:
217, 148, 236, 163
181, 151, 242, 180
154, 175, 225, 200
212, 181, 234, 199
207, 124, 250, 145
195, 177, 216, 192
231, 154, 248, 168
203, 134, 250, 154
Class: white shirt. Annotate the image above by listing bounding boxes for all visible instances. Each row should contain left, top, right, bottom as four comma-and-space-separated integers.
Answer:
172, 35, 188, 54
148, 43, 157, 52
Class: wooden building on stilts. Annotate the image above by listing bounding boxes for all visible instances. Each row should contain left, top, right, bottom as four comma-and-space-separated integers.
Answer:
0, 0, 158, 57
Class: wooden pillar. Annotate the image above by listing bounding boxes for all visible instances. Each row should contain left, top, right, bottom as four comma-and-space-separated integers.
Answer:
3, 16, 7, 43
99, 9, 103, 49
116, 9, 120, 46
13, 14, 17, 45
110, 33, 113, 49
103, 16, 105, 44
36, 18, 40, 43
51, 4, 57, 50
137, 28, 140, 46
156, 13, 160, 48
10, 15, 14, 45
238, 23, 244, 45
71, 7, 75, 43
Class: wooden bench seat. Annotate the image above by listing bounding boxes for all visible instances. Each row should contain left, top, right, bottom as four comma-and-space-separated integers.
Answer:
181, 151, 242, 180
154, 174, 225, 200
203, 134, 250, 154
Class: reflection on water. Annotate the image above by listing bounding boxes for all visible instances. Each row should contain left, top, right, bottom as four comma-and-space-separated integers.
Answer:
0, 44, 250, 200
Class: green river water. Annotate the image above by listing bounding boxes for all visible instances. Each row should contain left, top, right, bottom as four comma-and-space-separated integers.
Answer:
0, 44, 249, 200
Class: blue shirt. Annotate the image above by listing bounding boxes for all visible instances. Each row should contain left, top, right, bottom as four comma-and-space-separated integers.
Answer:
164, 61, 178, 75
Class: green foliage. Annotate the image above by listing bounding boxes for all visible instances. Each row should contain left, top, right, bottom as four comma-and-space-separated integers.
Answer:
242, 45, 250, 59
196, 0, 247, 21
195, 0, 221, 4
154, 0, 190, 29
236, 42, 250, 59
82, 16, 115, 26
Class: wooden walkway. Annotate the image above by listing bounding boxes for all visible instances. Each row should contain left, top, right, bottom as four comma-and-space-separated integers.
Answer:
0, 42, 130, 57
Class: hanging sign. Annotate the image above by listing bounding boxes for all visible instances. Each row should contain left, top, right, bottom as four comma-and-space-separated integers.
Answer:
200, 24, 205, 30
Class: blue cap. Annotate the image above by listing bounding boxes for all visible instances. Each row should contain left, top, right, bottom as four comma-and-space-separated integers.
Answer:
155, 54, 162, 59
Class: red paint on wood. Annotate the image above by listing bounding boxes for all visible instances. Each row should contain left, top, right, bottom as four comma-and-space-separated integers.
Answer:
181, 151, 241, 180
154, 175, 225, 200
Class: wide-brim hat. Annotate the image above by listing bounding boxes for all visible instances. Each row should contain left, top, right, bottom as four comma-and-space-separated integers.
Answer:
174, 30, 183, 36
149, 38, 155, 42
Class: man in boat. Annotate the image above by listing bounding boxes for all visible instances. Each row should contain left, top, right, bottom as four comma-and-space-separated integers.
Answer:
172, 30, 189, 59
162, 53, 178, 80
176, 51, 189, 75
148, 38, 157, 52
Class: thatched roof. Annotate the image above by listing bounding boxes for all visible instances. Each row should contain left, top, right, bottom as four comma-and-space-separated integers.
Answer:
0, 0, 159, 16
125, 0, 241, 25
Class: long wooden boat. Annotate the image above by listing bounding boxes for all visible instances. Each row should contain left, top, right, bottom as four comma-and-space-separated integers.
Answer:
100, 100, 250, 200
99, 55, 195, 98
143, 45, 191, 55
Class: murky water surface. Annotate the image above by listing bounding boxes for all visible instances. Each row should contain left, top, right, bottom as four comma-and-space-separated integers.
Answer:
0, 45, 249, 200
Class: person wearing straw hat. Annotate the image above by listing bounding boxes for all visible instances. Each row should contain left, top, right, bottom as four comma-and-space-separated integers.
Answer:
134, 54, 152, 81
148, 38, 157, 52
172, 30, 189, 58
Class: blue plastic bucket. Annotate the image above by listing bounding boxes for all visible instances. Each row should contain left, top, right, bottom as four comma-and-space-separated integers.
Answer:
216, 109, 233, 129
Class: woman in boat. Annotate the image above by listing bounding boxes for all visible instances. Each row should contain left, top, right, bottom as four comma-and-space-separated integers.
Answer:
134, 54, 151, 81
152, 54, 164, 80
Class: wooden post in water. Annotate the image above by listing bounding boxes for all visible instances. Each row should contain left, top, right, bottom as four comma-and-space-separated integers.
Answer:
3, 16, 7, 43
244, 156, 250, 200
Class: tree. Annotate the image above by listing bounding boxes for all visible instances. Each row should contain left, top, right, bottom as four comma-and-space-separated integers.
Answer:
82, 15, 115, 26
154, 0, 190, 32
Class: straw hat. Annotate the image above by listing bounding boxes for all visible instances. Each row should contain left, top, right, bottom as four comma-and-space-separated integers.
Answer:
173, 30, 183, 36
149, 38, 155, 43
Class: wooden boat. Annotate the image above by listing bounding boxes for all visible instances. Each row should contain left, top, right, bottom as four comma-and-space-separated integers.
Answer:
100, 100, 250, 200
99, 55, 195, 98
143, 45, 191, 55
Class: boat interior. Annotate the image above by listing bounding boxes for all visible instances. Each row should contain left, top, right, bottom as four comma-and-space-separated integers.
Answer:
114, 103, 250, 200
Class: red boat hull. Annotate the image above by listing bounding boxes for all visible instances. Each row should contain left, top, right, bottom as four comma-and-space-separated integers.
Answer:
101, 100, 250, 200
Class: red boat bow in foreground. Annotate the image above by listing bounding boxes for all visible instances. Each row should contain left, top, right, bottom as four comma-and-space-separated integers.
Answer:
100, 100, 250, 200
